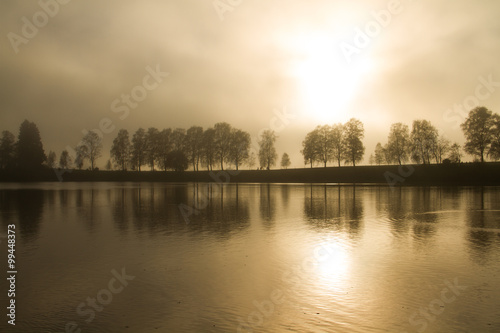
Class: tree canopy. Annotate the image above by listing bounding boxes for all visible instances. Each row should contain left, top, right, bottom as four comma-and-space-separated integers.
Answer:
17, 120, 46, 170
461, 106, 497, 162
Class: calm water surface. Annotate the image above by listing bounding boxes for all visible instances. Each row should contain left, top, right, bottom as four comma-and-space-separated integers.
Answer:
0, 183, 499, 332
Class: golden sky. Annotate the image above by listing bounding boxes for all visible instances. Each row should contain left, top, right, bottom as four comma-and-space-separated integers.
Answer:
1, 0, 500, 167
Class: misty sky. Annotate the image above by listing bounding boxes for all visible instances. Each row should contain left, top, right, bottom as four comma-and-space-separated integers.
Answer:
1, 0, 500, 167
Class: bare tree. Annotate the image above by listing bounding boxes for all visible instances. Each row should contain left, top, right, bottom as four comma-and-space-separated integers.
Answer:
156, 128, 172, 171
75, 145, 87, 170
145, 127, 160, 171
410, 120, 437, 164
170, 128, 186, 152
111, 129, 131, 171
433, 135, 450, 164
331, 123, 344, 167
228, 128, 250, 170
214, 122, 232, 170
185, 126, 204, 171
387, 122, 410, 165
131, 128, 147, 171
258, 129, 277, 170
247, 151, 256, 169
301, 130, 317, 168
374, 143, 385, 165
201, 127, 216, 171
342, 118, 365, 166
448, 143, 462, 163
316, 125, 334, 167
79, 131, 102, 170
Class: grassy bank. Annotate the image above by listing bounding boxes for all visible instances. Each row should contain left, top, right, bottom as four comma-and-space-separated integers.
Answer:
1, 162, 500, 186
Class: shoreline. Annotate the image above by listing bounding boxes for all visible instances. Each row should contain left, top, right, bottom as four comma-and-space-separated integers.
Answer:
1, 162, 500, 186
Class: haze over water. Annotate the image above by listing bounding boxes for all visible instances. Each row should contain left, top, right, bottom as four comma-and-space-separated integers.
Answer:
1, 183, 499, 332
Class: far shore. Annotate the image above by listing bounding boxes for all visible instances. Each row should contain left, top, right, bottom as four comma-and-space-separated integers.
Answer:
1, 162, 500, 186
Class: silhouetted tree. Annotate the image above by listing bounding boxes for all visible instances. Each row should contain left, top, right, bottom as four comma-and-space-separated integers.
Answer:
489, 115, 500, 160
17, 120, 46, 170
201, 127, 216, 170
46, 151, 57, 168
145, 127, 160, 171
432, 135, 450, 164
281, 152, 291, 169
448, 143, 462, 163
342, 118, 365, 166
382, 143, 394, 164
461, 106, 497, 162
105, 159, 113, 170
247, 151, 256, 169
374, 143, 384, 165
171, 128, 186, 151
75, 146, 86, 169
131, 128, 147, 171
228, 128, 250, 170
110, 129, 131, 171
258, 129, 277, 170
79, 131, 102, 170
156, 128, 172, 171
316, 125, 334, 167
331, 123, 344, 167
301, 130, 317, 168
214, 122, 232, 170
410, 120, 437, 164
59, 149, 72, 169
185, 126, 204, 171
387, 122, 410, 165
0, 130, 16, 170
166, 150, 188, 171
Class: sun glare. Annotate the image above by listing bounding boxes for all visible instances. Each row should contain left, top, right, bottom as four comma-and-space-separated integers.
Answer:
289, 33, 373, 124
316, 241, 350, 277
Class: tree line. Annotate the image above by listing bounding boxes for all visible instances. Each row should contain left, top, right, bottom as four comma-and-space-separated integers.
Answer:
301, 118, 365, 167
1, 106, 500, 173
0, 121, 281, 172
300, 107, 500, 167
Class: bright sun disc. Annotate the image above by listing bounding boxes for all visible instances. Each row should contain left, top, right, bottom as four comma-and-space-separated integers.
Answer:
289, 33, 372, 124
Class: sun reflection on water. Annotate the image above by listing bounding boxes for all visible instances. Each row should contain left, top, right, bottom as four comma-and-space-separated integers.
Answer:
311, 241, 351, 293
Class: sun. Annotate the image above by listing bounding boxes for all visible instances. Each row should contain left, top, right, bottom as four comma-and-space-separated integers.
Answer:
288, 33, 372, 124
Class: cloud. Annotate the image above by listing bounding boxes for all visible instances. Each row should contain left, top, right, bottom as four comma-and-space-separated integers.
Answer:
1, 0, 499, 166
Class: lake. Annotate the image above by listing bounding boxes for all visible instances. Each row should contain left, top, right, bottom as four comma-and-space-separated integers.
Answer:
0, 183, 499, 332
